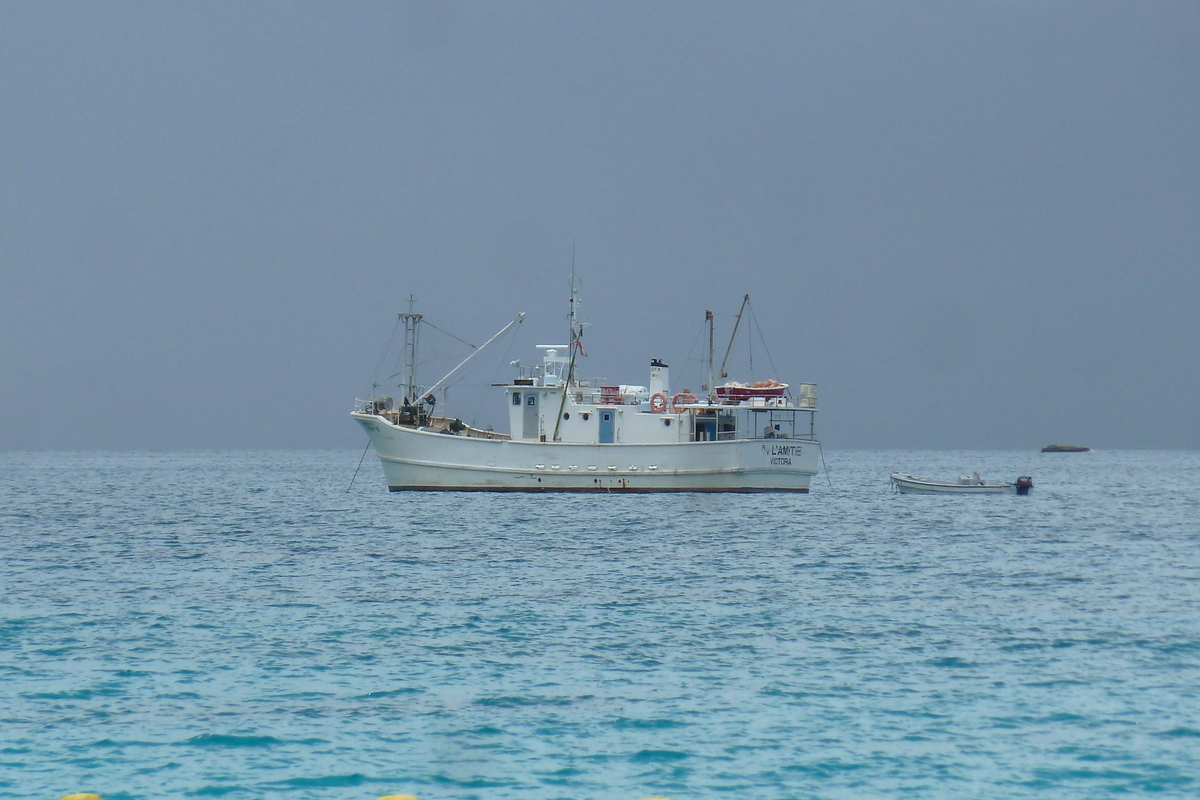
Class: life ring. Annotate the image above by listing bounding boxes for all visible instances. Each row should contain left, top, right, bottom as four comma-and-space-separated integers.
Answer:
649, 392, 668, 413
671, 392, 698, 412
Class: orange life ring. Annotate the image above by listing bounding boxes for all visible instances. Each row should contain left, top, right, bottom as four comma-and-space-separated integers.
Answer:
671, 392, 698, 412
649, 392, 668, 413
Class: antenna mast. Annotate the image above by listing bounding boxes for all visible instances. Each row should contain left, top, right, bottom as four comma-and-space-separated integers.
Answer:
554, 261, 585, 441
568, 247, 579, 354
705, 309, 715, 401
399, 295, 422, 403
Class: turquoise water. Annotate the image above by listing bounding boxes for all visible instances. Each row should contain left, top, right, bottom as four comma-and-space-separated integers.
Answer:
2, 449, 1198, 799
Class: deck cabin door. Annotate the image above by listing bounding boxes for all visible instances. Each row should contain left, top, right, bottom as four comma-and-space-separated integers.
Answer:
523, 393, 539, 439
599, 410, 615, 444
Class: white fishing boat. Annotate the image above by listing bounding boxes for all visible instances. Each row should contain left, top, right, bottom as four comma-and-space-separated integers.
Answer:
352, 288, 820, 492
890, 472, 1034, 495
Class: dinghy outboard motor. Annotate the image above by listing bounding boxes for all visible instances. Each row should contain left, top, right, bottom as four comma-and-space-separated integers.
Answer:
1015, 475, 1034, 495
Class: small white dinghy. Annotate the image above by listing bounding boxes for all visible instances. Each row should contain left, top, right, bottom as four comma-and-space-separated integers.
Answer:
890, 472, 1033, 495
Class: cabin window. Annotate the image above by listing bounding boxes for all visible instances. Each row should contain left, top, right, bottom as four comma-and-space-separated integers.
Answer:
719, 413, 736, 439
512, 392, 522, 406
527, 395, 536, 406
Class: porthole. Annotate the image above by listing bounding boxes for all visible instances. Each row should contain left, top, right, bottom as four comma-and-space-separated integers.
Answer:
563, 412, 570, 420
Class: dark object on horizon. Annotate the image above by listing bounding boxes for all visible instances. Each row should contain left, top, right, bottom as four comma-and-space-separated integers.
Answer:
1042, 444, 1091, 453
1015, 476, 1034, 495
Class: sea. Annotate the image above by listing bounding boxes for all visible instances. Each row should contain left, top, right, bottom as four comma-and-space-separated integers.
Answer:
2, 449, 1198, 800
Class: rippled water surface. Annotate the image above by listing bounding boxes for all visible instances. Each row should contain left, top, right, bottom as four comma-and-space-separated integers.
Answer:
2, 449, 1199, 799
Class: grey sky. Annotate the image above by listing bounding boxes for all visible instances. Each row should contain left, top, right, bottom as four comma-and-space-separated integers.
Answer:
2, 1, 1197, 451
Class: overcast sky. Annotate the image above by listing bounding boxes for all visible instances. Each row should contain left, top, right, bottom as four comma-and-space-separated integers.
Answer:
2, 1, 1197, 451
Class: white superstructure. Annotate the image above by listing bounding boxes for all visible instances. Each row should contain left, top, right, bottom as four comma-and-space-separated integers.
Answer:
352, 289, 820, 493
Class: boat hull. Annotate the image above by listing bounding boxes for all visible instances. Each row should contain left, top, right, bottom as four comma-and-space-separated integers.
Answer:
890, 473, 1025, 495
354, 414, 818, 492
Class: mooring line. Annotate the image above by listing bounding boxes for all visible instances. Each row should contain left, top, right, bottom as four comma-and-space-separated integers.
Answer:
818, 440, 834, 488
346, 440, 372, 493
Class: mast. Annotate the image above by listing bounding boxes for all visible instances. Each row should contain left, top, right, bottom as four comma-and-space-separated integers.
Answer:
704, 309, 714, 401
566, 244, 587, 368
718, 293, 751, 381
553, 267, 585, 441
399, 295, 422, 403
